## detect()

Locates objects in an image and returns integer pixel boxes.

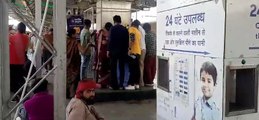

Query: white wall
[8,16,20,27]
[96,1,131,30]
[131,7,157,23]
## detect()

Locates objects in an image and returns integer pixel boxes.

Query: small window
[157,57,170,92]
[226,65,258,116]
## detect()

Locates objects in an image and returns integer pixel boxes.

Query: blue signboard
[67,15,84,40]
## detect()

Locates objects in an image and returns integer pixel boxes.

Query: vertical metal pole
[100,0,103,29]
[136,11,137,20]
[53,0,66,120]
[91,7,94,30]
[35,0,42,77]
[0,0,10,119]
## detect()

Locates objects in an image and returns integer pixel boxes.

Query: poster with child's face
[193,56,223,120]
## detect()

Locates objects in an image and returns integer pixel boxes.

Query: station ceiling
[9,0,156,26]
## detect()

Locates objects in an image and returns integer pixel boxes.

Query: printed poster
[170,54,195,120]
[193,56,223,120]
[67,15,84,40]
[157,0,225,57]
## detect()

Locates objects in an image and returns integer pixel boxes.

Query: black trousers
[42,49,53,70]
[110,53,127,89]
[10,65,25,93]
[128,54,140,86]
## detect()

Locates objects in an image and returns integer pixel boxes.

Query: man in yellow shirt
[126,20,142,90]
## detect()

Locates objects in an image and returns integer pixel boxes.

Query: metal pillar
[53,0,66,120]
[0,0,10,119]
[100,0,103,28]
[35,0,42,77]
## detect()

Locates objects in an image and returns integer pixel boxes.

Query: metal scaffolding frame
[0,0,66,119]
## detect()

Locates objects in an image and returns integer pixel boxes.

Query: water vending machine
[156,0,259,120]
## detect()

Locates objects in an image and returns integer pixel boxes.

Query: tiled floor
[95,99,156,120]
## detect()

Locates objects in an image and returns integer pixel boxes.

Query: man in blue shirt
[108,15,129,90]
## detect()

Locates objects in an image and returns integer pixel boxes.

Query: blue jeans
[80,55,91,80]
[117,62,130,87]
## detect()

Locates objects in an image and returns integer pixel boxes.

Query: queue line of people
[68,15,157,92]
[8,16,157,97]
[107,15,157,90]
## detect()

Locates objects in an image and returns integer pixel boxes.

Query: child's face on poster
[201,71,215,99]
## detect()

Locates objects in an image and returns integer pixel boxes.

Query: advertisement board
[157,0,218,12]
[157,0,225,57]
[67,15,84,40]
[225,0,259,58]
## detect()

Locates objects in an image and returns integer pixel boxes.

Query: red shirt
[9,33,29,65]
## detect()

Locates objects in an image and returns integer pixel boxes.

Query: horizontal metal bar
[228,65,258,70]
[227,109,257,117]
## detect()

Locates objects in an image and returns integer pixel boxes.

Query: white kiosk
[156,0,259,120]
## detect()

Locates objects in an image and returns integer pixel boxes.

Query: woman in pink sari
[93,22,113,88]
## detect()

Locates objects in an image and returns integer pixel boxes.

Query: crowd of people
[8,14,157,120]
[65,15,157,97]
[9,15,157,96]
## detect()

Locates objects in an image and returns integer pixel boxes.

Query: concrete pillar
[35,0,42,77]
[53,0,66,120]
[96,0,132,30]
[0,0,10,119]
